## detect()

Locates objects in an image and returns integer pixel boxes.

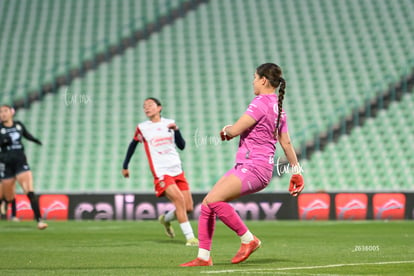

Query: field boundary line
[201,260,414,274]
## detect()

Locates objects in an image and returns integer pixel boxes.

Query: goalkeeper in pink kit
[181,63,304,266]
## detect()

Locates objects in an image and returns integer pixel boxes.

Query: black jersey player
[0,105,47,229]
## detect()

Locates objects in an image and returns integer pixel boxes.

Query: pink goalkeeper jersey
[133,118,182,179]
[235,94,288,169]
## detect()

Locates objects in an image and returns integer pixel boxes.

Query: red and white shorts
[153,172,190,197]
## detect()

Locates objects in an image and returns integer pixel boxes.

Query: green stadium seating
[0,0,185,103]
[290,91,414,192]
[4,0,413,192]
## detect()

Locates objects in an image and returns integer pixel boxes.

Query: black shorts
[0,152,31,180]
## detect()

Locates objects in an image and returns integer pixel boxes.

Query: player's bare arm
[278,131,299,167]
[223,114,256,138]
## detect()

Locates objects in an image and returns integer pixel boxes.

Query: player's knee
[4,195,14,202]
[203,195,220,206]
[186,204,194,213]
[202,197,209,205]
[172,195,186,209]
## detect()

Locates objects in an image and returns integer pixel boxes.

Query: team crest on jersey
[0,128,5,134]
[16,124,22,131]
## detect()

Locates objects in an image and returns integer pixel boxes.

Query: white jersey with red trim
[134,118,182,179]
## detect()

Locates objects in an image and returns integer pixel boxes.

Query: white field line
[201,260,414,274]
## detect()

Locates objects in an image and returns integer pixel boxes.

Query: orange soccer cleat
[180,257,213,267]
[231,236,261,264]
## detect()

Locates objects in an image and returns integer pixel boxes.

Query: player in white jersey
[122,97,198,246]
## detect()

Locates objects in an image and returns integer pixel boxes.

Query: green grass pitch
[1,220,413,275]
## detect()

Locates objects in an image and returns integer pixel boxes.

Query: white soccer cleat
[158,214,175,238]
[37,221,48,230]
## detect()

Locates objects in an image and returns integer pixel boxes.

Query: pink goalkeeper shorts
[224,163,273,196]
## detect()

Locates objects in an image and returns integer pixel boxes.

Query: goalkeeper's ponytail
[255,63,285,137]
[275,78,285,137]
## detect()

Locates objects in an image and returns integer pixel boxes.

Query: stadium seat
[6,0,414,192]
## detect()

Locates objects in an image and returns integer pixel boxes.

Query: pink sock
[208,201,248,236]
[198,204,216,251]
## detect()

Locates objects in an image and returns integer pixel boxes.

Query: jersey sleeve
[19,121,42,145]
[174,129,185,150]
[122,139,138,169]
[132,126,144,142]
[278,111,289,133]
[165,118,175,128]
[244,97,267,122]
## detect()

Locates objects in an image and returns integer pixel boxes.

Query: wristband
[222,125,232,137]
[291,164,303,175]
